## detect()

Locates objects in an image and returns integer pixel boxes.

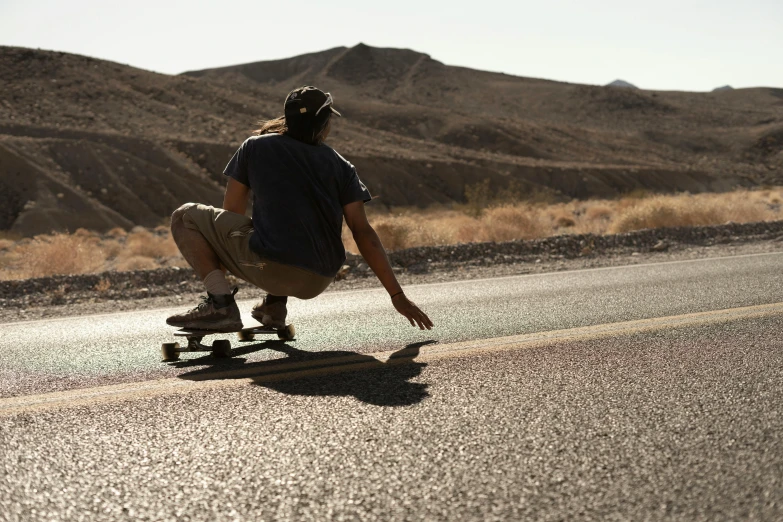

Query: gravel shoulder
[3,221,783,324]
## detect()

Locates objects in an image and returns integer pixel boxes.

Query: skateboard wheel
[237,329,255,342]
[212,339,232,358]
[161,342,180,362]
[277,324,296,341]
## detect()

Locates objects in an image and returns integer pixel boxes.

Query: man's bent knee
[171,202,199,227]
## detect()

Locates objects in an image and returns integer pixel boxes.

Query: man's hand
[392,293,433,330]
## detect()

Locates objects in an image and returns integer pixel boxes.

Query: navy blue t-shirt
[223,133,371,278]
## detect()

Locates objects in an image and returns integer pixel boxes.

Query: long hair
[254,112,331,145]
[254,116,287,136]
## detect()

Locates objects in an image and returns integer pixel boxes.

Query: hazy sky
[1,0,781,91]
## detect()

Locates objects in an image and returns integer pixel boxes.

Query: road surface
[1,252,782,520]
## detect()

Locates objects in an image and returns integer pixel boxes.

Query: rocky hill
[1,44,782,236]
[607,80,638,89]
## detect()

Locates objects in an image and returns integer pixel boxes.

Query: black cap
[284,86,342,119]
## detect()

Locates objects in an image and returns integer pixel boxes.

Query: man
[166,86,433,331]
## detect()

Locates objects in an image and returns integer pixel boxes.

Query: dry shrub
[406,212,475,247]
[2,189,780,280]
[74,228,96,237]
[616,196,646,212]
[373,217,415,251]
[455,222,483,243]
[114,255,159,272]
[611,196,711,232]
[766,189,782,205]
[554,214,576,228]
[352,189,782,249]
[106,227,127,238]
[13,233,107,278]
[346,210,489,250]
[586,205,613,221]
[479,206,548,242]
[609,193,773,233]
[423,213,475,245]
[360,207,554,248]
[424,206,548,244]
[101,239,124,260]
[124,229,178,259]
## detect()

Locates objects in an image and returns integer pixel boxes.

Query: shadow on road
[175,340,436,407]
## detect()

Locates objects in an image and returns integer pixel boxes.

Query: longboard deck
[173,325,287,337]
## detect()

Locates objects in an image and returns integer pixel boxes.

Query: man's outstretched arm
[343,200,433,330]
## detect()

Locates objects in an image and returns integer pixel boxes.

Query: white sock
[203,270,231,296]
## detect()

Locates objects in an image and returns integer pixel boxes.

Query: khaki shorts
[180,203,332,299]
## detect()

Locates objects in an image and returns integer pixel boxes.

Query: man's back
[223,133,371,277]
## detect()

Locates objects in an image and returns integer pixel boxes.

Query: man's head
[284,86,341,145]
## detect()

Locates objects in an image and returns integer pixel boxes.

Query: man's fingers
[409,312,423,329]
[398,301,433,329]
[416,312,427,330]
[416,311,430,330]
[411,307,431,329]
[414,308,432,329]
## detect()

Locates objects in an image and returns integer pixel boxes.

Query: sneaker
[166,288,243,331]
[251,297,287,329]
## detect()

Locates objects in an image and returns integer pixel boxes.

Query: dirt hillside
[1,44,781,236]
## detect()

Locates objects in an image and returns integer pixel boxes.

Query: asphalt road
[1,252,782,520]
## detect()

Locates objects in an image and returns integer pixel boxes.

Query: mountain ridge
[1,43,781,236]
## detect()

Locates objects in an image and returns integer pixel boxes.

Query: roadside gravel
[2,221,782,324]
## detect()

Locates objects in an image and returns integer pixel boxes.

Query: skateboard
[161,324,296,362]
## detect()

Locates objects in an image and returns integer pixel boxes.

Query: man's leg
[170,204,222,279]
[166,204,242,330]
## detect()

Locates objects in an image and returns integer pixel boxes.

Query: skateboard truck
[161,324,296,362]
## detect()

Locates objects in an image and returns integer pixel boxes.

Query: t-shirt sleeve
[223,138,251,187]
[338,162,372,206]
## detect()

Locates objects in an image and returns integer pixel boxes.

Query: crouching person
[167,86,433,331]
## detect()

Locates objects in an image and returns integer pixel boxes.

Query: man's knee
[171,203,198,228]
